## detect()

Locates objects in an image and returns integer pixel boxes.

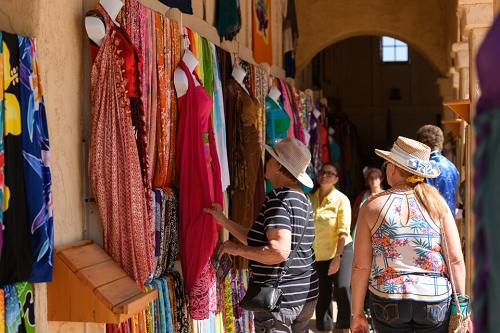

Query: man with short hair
[416,125,459,215]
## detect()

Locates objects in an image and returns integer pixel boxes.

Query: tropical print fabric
[13,282,34,333]
[18,37,54,283]
[369,192,452,301]
[0,31,33,286]
[0,32,4,261]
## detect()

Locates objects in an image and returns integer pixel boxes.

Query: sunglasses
[318,170,337,178]
[368,176,380,180]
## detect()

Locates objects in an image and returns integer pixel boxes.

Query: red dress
[176,61,223,297]
[88,3,155,285]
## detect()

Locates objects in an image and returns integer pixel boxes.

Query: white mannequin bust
[231,65,250,95]
[85,0,123,46]
[267,86,281,105]
[174,49,200,98]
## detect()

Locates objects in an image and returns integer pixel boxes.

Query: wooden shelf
[441,119,463,136]
[443,99,470,123]
[47,241,157,324]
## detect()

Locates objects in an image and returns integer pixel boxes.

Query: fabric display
[0,29,55,332]
[252,0,272,65]
[86,0,368,332]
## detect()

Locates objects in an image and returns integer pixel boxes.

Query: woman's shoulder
[362,190,392,210]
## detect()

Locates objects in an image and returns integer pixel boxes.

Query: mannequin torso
[85,0,123,46]
[231,65,250,95]
[267,86,282,106]
[174,50,201,97]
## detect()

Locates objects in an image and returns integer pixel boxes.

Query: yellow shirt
[309,188,352,261]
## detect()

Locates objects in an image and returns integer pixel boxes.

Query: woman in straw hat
[351,137,468,333]
[205,137,319,332]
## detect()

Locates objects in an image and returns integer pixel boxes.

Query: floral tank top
[369,192,452,301]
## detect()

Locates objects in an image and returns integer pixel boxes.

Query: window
[381,36,408,62]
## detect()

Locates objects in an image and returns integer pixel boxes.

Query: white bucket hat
[261,137,314,188]
[375,136,440,178]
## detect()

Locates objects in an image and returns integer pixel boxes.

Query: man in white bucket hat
[205,137,318,332]
[350,136,468,333]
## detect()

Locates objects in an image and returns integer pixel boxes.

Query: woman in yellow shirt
[309,162,353,333]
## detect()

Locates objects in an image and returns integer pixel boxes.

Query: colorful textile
[265,96,289,146]
[369,192,451,301]
[152,189,167,279]
[252,0,272,64]
[215,0,241,40]
[4,284,21,333]
[14,282,35,333]
[152,15,180,189]
[18,37,54,283]
[124,0,152,208]
[189,261,217,320]
[276,79,295,139]
[0,31,33,286]
[142,6,158,184]
[158,0,193,14]
[165,275,177,331]
[225,77,265,269]
[0,32,3,260]
[210,43,230,191]
[88,3,154,285]
[223,275,234,333]
[425,151,459,215]
[164,188,179,274]
[159,278,173,332]
[175,271,192,332]
[0,288,4,333]
[249,64,269,151]
[176,59,223,294]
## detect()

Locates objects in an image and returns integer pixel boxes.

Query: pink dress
[175,61,223,318]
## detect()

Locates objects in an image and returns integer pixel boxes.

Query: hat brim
[261,142,314,188]
[375,149,440,179]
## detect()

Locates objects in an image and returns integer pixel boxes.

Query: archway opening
[298,35,445,195]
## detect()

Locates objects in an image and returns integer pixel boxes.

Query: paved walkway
[308,301,345,333]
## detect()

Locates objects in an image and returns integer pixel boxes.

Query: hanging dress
[225,78,265,269]
[88,4,154,285]
[176,60,223,295]
[18,37,54,283]
[0,31,33,286]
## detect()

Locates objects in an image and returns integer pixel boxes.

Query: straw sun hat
[375,136,440,178]
[261,137,314,188]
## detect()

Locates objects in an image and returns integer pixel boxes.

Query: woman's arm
[221,227,291,264]
[205,202,292,265]
[204,203,249,244]
[328,233,347,275]
[330,195,351,275]
[351,205,372,333]
[441,209,466,293]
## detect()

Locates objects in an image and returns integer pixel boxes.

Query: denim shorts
[369,292,451,333]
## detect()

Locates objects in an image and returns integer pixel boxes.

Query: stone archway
[295,0,457,76]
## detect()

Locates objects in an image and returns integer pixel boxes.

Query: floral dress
[369,192,452,301]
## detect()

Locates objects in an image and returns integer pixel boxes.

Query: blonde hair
[396,167,448,219]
